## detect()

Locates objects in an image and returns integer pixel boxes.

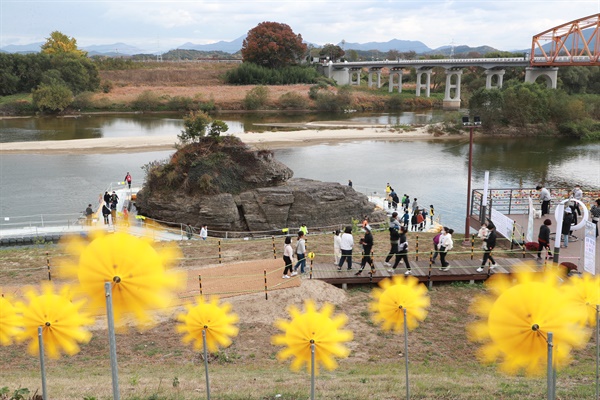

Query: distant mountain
[340,39,431,53]
[81,43,145,56]
[178,35,246,53]
[0,42,43,53]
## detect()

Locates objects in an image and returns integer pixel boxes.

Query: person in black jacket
[477,222,497,272]
[561,208,573,248]
[537,219,552,260]
[355,225,374,275]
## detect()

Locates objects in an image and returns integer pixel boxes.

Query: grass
[0,93,31,105]
[0,231,597,399]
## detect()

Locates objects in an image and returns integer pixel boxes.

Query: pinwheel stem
[105,282,120,400]
[38,326,47,400]
[595,305,599,400]
[547,332,555,400]
[403,308,410,400]
[202,329,211,400]
[310,342,315,400]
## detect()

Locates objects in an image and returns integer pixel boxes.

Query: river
[1,113,599,230]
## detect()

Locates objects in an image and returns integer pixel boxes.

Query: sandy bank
[0,124,456,155]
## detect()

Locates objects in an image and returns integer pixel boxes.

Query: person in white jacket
[337,226,354,271]
[333,230,342,265]
[438,227,454,271]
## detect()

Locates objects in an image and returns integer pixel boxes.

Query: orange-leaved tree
[241,22,307,69]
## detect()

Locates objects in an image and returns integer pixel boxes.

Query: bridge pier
[389,68,403,93]
[349,67,362,86]
[524,67,558,89]
[415,68,432,97]
[368,67,383,88]
[443,68,462,110]
[327,64,350,85]
[485,69,505,89]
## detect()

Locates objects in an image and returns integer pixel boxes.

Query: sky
[1,0,599,53]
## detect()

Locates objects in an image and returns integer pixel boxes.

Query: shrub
[166,96,199,112]
[31,83,73,113]
[278,92,308,109]
[386,94,403,110]
[224,62,321,85]
[100,80,114,93]
[243,85,269,110]
[71,91,95,110]
[0,100,35,115]
[131,90,161,111]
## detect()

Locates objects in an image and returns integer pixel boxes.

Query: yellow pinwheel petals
[468,270,590,376]
[0,294,22,346]
[63,231,184,327]
[176,296,239,353]
[15,283,93,359]
[369,275,430,332]
[272,300,353,374]
[563,273,600,327]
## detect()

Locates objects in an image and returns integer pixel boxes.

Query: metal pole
[464,126,474,240]
[202,329,211,400]
[553,204,564,264]
[38,326,48,400]
[105,282,120,400]
[403,307,410,400]
[547,331,555,400]
[310,342,316,400]
[480,171,489,223]
[596,305,599,400]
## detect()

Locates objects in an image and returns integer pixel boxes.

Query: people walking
[387,226,411,275]
[355,225,374,275]
[85,204,93,226]
[186,223,194,240]
[103,191,111,207]
[337,226,354,271]
[384,222,401,268]
[124,172,132,189]
[200,224,208,240]
[537,219,552,260]
[572,185,583,215]
[102,204,111,225]
[438,227,454,271]
[283,236,295,279]
[429,204,435,225]
[431,230,442,263]
[294,231,307,274]
[477,222,497,272]
[333,230,342,264]
[410,210,419,231]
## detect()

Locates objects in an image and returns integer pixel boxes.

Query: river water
[1,113,599,230]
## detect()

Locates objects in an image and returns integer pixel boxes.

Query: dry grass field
[0,230,598,400]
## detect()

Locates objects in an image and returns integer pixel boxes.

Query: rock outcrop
[135,137,386,235]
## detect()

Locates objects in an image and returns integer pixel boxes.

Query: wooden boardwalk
[307,256,545,287]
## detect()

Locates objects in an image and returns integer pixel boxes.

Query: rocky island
[135,136,386,235]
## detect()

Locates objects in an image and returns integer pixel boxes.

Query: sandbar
[0,124,457,155]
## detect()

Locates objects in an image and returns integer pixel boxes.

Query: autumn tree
[241,22,307,68]
[319,44,345,61]
[41,31,87,57]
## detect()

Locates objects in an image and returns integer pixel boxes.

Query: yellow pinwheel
[562,273,600,327]
[60,231,184,327]
[272,300,353,374]
[176,296,239,353]
[14,282,93,359]
[0,293,22,346]
[468,265,590,376]
[369,275,430,332]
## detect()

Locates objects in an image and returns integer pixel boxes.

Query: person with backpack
[431,230,442,264]
[387,226,412,275]
[384,223,402,268]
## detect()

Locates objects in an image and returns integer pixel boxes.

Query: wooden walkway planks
[308,256,544,286]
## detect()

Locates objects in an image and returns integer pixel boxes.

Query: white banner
[491,208,514,240]
[584,221,596,275]
[526,197,534,243]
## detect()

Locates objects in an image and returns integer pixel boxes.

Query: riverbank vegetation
[1,29,600,139]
